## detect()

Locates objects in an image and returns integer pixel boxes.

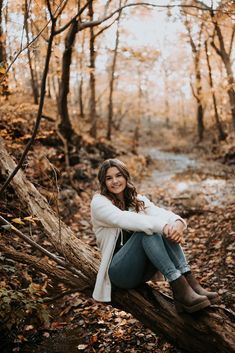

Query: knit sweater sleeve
[139,195,187,229]
[91,194,167,235]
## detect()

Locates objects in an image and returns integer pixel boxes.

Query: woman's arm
[91,194,168,235]
[140,195,187,229]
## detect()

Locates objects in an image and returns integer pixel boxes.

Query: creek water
[142,148,235,207]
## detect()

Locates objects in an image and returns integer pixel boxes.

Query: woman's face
[105,166,127,200]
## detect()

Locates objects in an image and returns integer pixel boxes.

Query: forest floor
[0,95,234,353]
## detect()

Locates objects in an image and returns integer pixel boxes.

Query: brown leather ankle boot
[170,275,211,313]
[184,272,220,304]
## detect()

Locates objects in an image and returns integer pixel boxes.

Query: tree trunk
[162,62,170,127]
[194,49,205,141]
[79,76,84,119]
[107,7,122,140]
[185,20,205,141]
[88,1,97,138]
[204,40,226,141]
[78,31,85,119]
[57,19,78,141]
[24,0,39,104]
[0,0,5,63]
[210,15,235,130]
[0,0,9,97]
[0,137,234,353]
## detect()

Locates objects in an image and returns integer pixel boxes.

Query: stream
[141,148,235,207]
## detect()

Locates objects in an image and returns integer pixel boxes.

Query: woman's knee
[142,233,162,247]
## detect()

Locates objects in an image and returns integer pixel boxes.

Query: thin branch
[190,79,197,101]
[210,39,222,57]
[94,16,118,39]
[184,20,197,54]
[0,215,88,280]
[55,0,233,36]
[42,286,90,303]
[0,242,81,288]
[229,24,235,57]
[31,19,48,42]
[54,0,92,35]
[54,0,69,19]
[46,0,54,20]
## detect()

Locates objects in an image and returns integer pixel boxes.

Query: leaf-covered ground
[0,95,234,353]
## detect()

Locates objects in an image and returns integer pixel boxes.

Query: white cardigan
[90,193,186,302]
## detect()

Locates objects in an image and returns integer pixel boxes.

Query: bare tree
[24,0,39,104]
[210,18,235,130]
[184,19,205,141]
[107,0,124,140]
[88,0,97,138]
[57,18,78,142]
[195,0,235,130]
[204,39,227,141]
[78,30,85,119]
[0,0,9,96]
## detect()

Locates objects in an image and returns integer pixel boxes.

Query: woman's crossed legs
[109,231,190,289]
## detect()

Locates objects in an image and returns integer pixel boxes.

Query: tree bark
[204,40,226,141]
[24,0,39,104]
[0,0,9,96]
[205,4,235,130]
[0,0,5,63]
[211,24,235,130]
[78,30,85,119]
[88,1,97,138]
[57,19,78,141]
[185,20,204,141]
[107,6,122,140]
[0,137,234,353]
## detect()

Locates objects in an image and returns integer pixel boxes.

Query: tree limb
[94,16,118,39]
[54,0,92,35]
[0,242,82,288]
[0,215,86,280]
[229,24,235,58]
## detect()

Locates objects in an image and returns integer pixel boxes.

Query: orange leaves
[0,63,6,75]
[11,215,39,225]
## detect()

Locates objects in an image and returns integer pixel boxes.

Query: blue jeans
[109,232,190,289]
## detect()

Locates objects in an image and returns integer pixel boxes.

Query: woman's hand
[163,220,185,244]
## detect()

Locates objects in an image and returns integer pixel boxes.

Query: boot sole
[175,298,211,313]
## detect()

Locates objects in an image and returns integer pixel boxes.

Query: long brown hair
[98,159,144,212]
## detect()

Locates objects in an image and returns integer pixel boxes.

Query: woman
[90,159,219,313]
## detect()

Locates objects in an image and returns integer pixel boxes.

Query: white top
[90,193,186,302]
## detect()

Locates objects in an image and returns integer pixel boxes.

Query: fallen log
[0,242,81,288]
[0,137,234,353]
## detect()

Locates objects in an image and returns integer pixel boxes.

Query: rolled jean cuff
[179,265,191,274]
[166,270,182,282]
